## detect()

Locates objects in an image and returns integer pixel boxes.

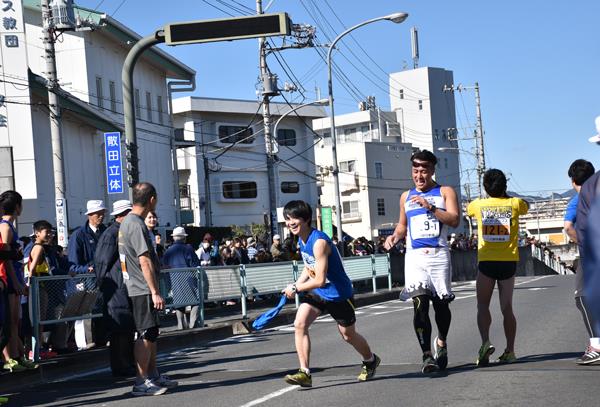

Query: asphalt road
[6,275,599,407]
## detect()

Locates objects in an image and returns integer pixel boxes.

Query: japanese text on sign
[104,132,124,194]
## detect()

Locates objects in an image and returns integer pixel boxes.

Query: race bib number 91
[410,213,440,239]
[481,206,512,243]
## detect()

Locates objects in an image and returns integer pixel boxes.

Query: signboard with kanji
[320,206,333,238]
[104,132,124,194]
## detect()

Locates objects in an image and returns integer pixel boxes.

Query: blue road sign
[104,132,124,194]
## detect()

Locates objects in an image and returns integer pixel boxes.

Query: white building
[389,67,462,199]
[312,109,414,239]
[0,1,195,236]
[172,96,326,231]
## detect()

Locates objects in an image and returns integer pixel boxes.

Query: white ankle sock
[590,337,600,349]
[301,367,310,375]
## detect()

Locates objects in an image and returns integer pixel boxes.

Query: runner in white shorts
[385,150,460,373]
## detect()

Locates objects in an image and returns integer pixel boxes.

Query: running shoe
[152,374,179,389]
[421,354,439,374]
[433,336,448,370]
[284,369,312,387]
[18,358,39,370]
[357,353,381,381]
[497,350,517,364]
[131,379,168,396]
[575,346,600,365]
[476,341,495,366]
[2,359,26,373]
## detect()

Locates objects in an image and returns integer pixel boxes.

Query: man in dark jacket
[68,199,108,349]
[94,200,135,377]
[162,227,201,330]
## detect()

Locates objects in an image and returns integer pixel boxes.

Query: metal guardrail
[30,268,205,362]
[530,245,568,275]
[28,254,392,361]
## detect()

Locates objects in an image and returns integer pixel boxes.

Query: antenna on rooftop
[411,26,419,69]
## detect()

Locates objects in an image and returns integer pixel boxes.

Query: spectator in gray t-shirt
[118,182,177,396]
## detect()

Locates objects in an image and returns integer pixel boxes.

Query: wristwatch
[291,284,298,293]
[429,204,437,213]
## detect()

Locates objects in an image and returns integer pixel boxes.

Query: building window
[146,92,152,122]
[339,160,356,173]
[444,158,448,169]
[222,181,257,199]
[281,181,300,194]
[109,80,117,112]
[277,129,296,146]
[95,76,103,109]
[418,100,423,110]
[157,95,163,125]
[218,125,254,144]
[434,129,439,140]
[361,125,370,140]
[399,89,404,99]
[377,198,385,216]
[441,129,446,140]
[134,88,141,119]
[174,128,184,141]
[342,201,360,219]
[375,162,383,179]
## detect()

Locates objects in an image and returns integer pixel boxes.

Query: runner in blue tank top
[281,200,380,388]
[384,150,460,374]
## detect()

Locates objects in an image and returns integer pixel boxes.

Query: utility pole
[443,83,486,198]
[41,0,68,247]
[257,0,279,239]
[200,129,213,226]
[474,82,486,198]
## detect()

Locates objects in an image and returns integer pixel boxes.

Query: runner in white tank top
[384,150,460,374]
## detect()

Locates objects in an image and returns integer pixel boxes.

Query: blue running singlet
[405,185,448,250]
[298,229,353,301]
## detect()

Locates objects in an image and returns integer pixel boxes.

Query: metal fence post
[239,265,248,319]
[31,276,40,362]
[292,260,300,309]
[197,267,205,328]
[371,255,377,293]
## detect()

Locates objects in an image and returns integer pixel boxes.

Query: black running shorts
[478,261,517,281]
[130,294,161,333]
[301,293,356,327]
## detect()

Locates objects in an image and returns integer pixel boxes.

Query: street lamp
[270,99,328,234]
[327,12,408,253]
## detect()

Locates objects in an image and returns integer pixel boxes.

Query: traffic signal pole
[122,31,165,199]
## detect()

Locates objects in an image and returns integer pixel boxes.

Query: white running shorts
[400,247,454,301]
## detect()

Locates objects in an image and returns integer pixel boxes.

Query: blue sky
[77,0,600,195]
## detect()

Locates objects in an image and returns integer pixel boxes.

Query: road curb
[0,288,401,393]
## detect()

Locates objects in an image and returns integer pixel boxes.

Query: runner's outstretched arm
[384,191,408,250]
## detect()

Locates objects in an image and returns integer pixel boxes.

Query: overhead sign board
[104,132,124,194]
[164,13,291,45]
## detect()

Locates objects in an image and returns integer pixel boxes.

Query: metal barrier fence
[530,245,568,275]
[30,268,204,362]
[28,254,391,361]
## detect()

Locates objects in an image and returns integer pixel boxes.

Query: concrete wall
[390,247,557,285]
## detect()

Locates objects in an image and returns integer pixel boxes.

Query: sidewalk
[0,287,401,393]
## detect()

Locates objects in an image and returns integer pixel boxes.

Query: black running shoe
[422,354,439,374]
[433,336,448,370]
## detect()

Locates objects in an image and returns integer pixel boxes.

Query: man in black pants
[564,159,599,364]
[95,200,135,377]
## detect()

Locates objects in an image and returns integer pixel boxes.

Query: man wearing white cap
[94,200,135,377]
[68,199,107,349]
[577,116,600,364]
[162,227,200,330]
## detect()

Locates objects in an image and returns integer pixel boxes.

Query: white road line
[238,385,298,407]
